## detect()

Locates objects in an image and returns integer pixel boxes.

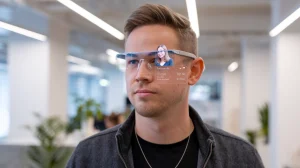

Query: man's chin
[135,109,158,118]
[134,103,160,118]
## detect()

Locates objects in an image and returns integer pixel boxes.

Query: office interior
[0,0,300,167]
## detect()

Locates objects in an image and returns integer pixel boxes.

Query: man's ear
[188,57,205,85]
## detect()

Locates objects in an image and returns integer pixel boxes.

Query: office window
[68,64,107,117]
[189,81,222,128]
[0,63,9,138]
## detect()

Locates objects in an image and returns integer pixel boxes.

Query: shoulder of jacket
[205,124,264,167]
[206,124,255,149]
[79,124,121,145]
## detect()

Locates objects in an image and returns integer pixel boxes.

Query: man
[67,4,264,168]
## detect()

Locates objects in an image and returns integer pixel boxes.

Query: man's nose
[135,60,153,82]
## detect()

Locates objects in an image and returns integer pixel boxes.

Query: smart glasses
[116,48,197,84]
[116,49,196,71]
[117,45,197,84]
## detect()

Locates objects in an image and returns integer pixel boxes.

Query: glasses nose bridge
[137,58,152,72]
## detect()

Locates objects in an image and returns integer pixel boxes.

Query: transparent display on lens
[117,45,193,84]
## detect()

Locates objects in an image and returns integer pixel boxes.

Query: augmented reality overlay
[116,44,197,84]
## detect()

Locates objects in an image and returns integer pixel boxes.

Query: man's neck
[135,105,194,144]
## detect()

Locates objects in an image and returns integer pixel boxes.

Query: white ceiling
[0,0,272,67]
[24,0,271,31]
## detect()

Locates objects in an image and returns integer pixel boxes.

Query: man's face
[125,25,190,118]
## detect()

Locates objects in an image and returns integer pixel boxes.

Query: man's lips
[135,89,156,94]
[134,89,156,98]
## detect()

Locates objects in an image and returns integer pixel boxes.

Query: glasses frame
[116,49,197,60]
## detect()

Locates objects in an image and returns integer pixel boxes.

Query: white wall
[241,37,270,167]
[5,15,69,144]
[241,37,270,132]
[7,35,49,144]
[222,69,241,136]
[270,0,300,166]
[271,33,300,168]
[47,19,69,121]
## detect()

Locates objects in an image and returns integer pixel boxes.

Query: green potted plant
[244,103,269,147]
[245,130,257,146]
[25,113,72,168]
[258,103,269,144]
[66,98,104,137]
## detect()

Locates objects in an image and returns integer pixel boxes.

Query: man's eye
[128,60,139,65]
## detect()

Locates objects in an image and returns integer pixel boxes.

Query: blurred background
[0,0,299,167]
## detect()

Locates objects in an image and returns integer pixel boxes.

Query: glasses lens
[126,52,156,71]
[117,51,189,84]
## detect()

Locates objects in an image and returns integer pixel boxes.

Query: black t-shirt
[132,130,199,168]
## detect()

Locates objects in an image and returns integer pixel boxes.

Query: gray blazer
[66,106,264,168]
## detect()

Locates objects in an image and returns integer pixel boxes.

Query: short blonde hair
[124,4,198,56]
